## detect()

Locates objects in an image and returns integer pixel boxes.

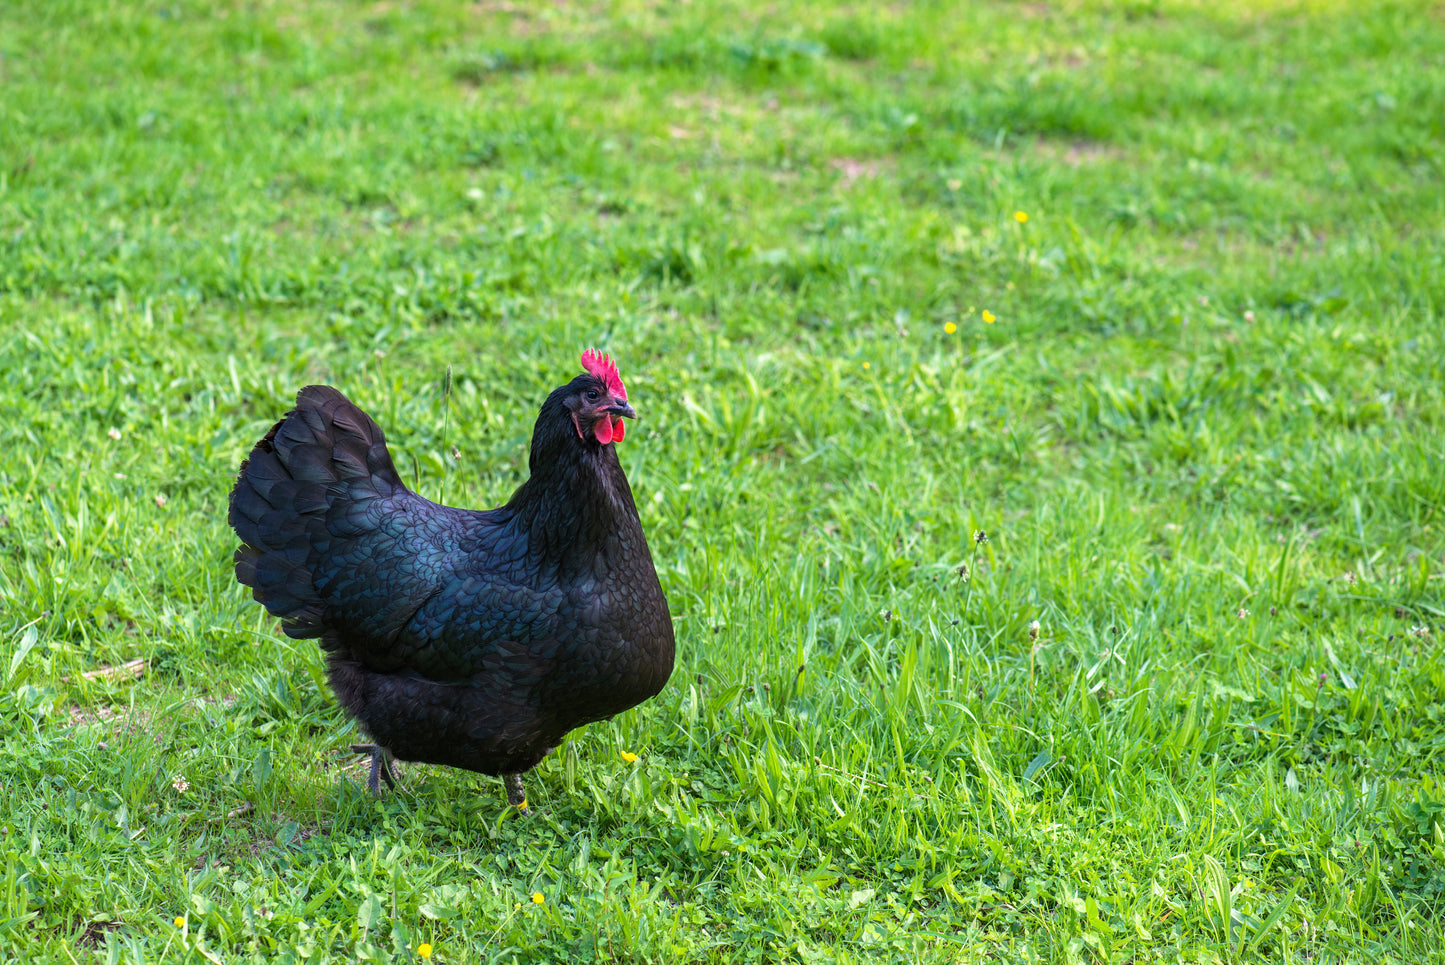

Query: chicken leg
[351,743,397,795]
[503,773,531,814]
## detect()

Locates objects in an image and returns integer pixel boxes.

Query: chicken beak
[607,400,637,420]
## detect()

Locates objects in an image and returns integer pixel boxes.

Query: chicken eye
[585,389,600,402]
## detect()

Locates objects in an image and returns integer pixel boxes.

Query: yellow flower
[531,892,545,904]
[418,943,433,959]
[1014,210,1029,223]
[944,321,957,335]
[982,310,996,324]
[620,751,639,763]
[862,362,870,370]
[174,916,186,929]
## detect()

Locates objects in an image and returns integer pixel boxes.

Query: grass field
[3,0,1445,961]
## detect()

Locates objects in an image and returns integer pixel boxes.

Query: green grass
[2,0,1444,960]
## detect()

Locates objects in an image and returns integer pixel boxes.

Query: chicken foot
[351,743,397,795]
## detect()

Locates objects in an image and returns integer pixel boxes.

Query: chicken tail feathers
[229,385,404,641]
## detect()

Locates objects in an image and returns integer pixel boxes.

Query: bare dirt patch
[66,704,162,745]
[77,919,123,950]
[1029,138,1123,167]
[668,93,749,124]
[830,157,892,188]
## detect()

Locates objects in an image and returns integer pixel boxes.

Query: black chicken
[227,350,674,811]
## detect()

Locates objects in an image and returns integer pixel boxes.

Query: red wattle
[613,417,625,442]
[594,416,614,445]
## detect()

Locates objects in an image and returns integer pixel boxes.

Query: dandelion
[862,361,870,370]
[1014,210,1029,223]
[944,321,957,335]
[981,310,996,324]
[620,751,639,763]
[418,943,433,960]
[174,916,186,929]
[531,892,545,904]
[108,428,122,440]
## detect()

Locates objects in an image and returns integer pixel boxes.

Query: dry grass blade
[64,658,147,684]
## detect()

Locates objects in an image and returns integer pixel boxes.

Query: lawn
[2,0,1444,961]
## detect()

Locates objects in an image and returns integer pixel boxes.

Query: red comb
[580,349,627,400]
